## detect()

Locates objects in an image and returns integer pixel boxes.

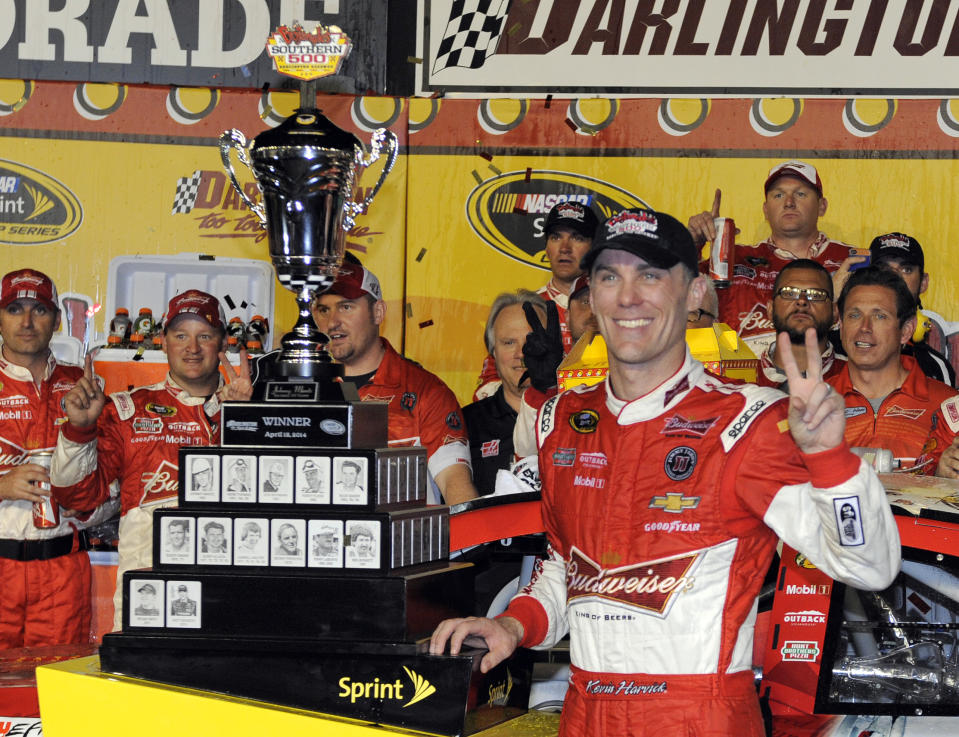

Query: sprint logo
[337,667,436,708]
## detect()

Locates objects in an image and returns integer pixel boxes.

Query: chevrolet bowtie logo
[649,492,700,514]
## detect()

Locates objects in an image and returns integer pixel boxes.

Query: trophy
[219,109,397,401]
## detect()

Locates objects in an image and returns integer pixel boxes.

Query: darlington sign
[422,0,959,96]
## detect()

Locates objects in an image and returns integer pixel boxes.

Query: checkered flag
[171,170,202,214]
[432,0,510,73]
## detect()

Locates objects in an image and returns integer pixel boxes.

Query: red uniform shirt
[715,233,854,357]
[359,339,469,486]
[828,355,959,472]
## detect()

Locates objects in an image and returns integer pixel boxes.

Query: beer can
[709,217,735,288]
[28,450,59,529]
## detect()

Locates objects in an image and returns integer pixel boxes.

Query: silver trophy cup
[219,109,397,389]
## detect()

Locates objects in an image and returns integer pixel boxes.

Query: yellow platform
[37,655,560,737]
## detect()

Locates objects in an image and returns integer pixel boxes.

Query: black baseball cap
[581,209,699,274]
[869,232,924,271]
[544,201,599,240]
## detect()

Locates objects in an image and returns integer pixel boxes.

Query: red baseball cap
[325,264,383,301]
[764,160,823,196]
[0,269,59,311]
[165,289,225,330]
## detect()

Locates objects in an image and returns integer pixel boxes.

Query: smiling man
[828,266,959,474]
[0,268,117,647]
[311,262,477,505]
[432,208,899,737]
[688,161,862,357]
[758,259,841,388]
[51,289,252,628]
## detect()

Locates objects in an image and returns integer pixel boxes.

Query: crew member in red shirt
[311,261,477,505]
[827,266,959,474]
[688,160,864,357]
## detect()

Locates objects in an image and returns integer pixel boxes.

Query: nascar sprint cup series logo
[466,170,648,269]
[0,160,83,245]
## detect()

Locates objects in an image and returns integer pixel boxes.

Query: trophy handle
[342,128,398,231]
[218,129,267,227]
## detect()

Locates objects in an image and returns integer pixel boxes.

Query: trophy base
[252,354,354,403]
[221,400,388,449]
[99,633,532,736]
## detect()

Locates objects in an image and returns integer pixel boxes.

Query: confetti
[429,90,444,99]
[544,94,552,109]
[415,248,427,262]
[507,22,522,35]
[471,169,483,184]
[513,206,527,214]
[524,167,532,182]
[223,294,236,310]
[407,56,423,64]
[240,301,248,309]
[479,152,492,161]
[488,164,501,175]
[419,320,434,329]
[406,303,413,318]
[564,118,578,132]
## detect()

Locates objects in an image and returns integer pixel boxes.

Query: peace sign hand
[778,328,845,455]
[217,348,253,402]
[520,301,563,393]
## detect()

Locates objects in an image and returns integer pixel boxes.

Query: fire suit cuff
[801,441,860,488]
[497,596,548,648]
[62,422,98,443]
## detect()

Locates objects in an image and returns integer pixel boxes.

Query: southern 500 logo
[465,170,647,269]
[0,160,83,245]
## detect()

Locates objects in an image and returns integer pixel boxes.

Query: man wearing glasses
[758,260,842,388]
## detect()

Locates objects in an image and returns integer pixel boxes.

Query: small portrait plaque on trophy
[129,579,164,628]
[296,456,331,504]
[308,519,343,569]
[234,518,269,567]
[197,517,232,566]
[160,517,195,565]
[223,455,257,503]
[184,454,219,503]
[166,581,202,629]
[333,457,368,505]
[345,519,379,570]
[259,456,294,503]
[271,518,306,568]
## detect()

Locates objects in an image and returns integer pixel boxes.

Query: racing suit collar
[0,351,56,385]
[606,348,703,425]
[164,372,223,407]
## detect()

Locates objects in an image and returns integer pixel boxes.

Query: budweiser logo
[884,405,925,420]
[138,459,179,505]
[737,305,774,332]
[661,414,718,438]
[11,274,44,286]
[566,547,697,617]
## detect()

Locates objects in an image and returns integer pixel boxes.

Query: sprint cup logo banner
[266,23,352,81]
[0,160,83,245]
[421,0,959,96]
[466,170,647,269]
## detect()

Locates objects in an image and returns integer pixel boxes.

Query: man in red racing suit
[0,269,117,647]
[52,290,251,628]
[431,208,900,737]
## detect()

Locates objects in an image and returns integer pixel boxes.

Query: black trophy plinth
[102,376,533,735]
[100,634,532,736]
